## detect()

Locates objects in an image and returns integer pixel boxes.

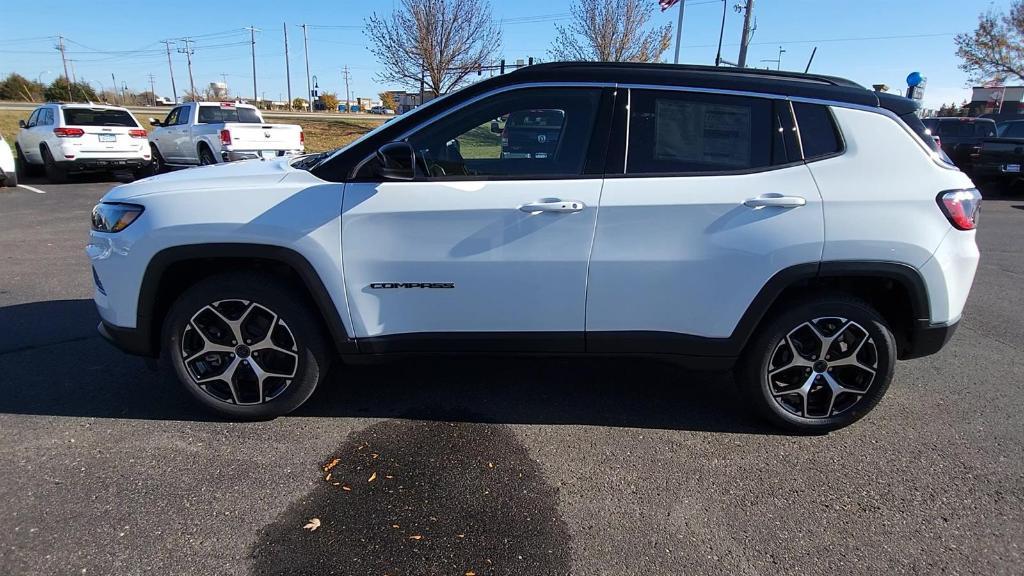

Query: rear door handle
[743,195,807,209]
[518,198,586,213]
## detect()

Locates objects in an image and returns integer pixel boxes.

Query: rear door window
[793,102,842,160]
[62,108,138,127]
[1003,122,1024,138]
[625,89,775,174]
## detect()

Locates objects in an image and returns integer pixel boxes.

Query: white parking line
[16,184,47,194]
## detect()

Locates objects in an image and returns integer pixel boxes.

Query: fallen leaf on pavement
[465,571,476,576]
[323,459,340,472]
[372,453,380,459]
[342,485,352,491]
[303,518,321,531]
[368,472,378,483]
[487,462,494,469]
[385,475,394,479]
[456,534,465,538]
[408,535,422,540]
[391,524,400,529]
[324,473,332,481]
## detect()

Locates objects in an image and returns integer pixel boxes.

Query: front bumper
[98,320,156,357]
[901,319,959,360]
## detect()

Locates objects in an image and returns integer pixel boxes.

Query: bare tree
[956,1,1024,83]
[549,0,672,63]
[366,0,501,97]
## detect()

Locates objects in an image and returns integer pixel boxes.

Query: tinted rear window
[937,120,997,137]
[62,108,138,127]
[507,110,565,128]
[197,106,262,124]
[626,90,774,174]
[793,102,842,159]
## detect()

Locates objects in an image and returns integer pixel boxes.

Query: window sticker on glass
[653,99,752,168]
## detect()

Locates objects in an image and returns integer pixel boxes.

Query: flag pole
[673,0,686,64]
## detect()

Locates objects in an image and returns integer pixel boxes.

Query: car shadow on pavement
[0,298,778,434]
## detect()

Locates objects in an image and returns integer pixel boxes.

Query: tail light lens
[219,129,232,146]
[937,188,982,231]
[299,130,305,145]
[54,127,84,138]
[128,129,147,138]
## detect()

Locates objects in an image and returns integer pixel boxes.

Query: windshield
[197,106,263,124]
[62,108,139,127]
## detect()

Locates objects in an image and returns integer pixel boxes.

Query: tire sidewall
[42,146,67,183]
[741,297,897,432]
[162,273,330,420]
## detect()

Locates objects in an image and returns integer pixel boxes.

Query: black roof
[506,61,917,116]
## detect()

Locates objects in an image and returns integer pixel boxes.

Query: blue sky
[0,0,1004,108]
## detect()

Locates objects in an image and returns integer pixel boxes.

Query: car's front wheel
[163,272,331,420]
[739,296,896,433]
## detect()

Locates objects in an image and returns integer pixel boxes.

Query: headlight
[91,203,144,233]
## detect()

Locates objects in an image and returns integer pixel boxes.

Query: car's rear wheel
[41,146,68,184]
[198,145,217,166]
[163,272,331,420]
[738,296,896,433]
[2,167,17,187]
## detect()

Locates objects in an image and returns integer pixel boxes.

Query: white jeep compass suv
[16,103,150,183]
[87,63,980,432]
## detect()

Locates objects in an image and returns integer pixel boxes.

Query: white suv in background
[15,104,150,183]
[88,63,981,432]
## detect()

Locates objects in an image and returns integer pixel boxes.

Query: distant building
[386,90,436,114]
[967,86,1024,119]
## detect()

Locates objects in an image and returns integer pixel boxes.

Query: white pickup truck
[147,101,303,170]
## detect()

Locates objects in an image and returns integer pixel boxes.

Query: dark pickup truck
[922,117,997,174]
[974,119,1024,185]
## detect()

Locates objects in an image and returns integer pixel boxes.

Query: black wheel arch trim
[132,243,355,358]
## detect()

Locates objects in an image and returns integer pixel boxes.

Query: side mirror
[149,118,162,127]
[18,120,26,129]
[490,120,501,134]
[376,142,416,181]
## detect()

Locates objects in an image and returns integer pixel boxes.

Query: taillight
[219,129,232,146]
[937,189,982,231]
[129,129,147,138]
[54,127,84,138]
[299,130,305,145]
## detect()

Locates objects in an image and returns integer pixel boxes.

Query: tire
[198,145,217,166]
[41,146,68,184]
[2,167,17,187]
[149,144,166,175]
[738,295,896,433]
[15,144,41,177]
[162,272,332,420]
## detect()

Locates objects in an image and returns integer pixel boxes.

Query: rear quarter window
[793,102,842,160]
[62,108,138,127]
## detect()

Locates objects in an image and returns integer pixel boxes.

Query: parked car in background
[974,119,1024,187]
[90,62,979,432]
[370,106,395,115]
[493,109,566,159]
[15,104,150,183]
[922,117,997,174]
[0,134,17,187]
[147,101,303,172]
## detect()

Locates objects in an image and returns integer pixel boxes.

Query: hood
[103,157,297,201]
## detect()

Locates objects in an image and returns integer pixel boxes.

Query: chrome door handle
[518,198,586,213]
[743,195,807,209]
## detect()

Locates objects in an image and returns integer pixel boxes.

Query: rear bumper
[58,158,149,172]
[902,319,959,360]
[97,320,156,357]
[222,149,304,162]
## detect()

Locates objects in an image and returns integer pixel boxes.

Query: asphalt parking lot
[0,174,1021,576]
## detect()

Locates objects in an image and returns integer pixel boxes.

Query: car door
[342,86,612,352]
[586,88,825,354]
[151,107,181,162]
[18,109,42,162]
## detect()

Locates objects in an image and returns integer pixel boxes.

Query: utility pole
[300,24,312,112]
[55,34,72,101]
[177,38,196,102]
[714,0,727,66]
[161,40,178,103]
[244,26,261,104]
[283,22,293,110]
[111,73,118,104]
[342,66,351,113]
[737,0,755,68]
[672,0,686,64]
[148,73,156,105]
